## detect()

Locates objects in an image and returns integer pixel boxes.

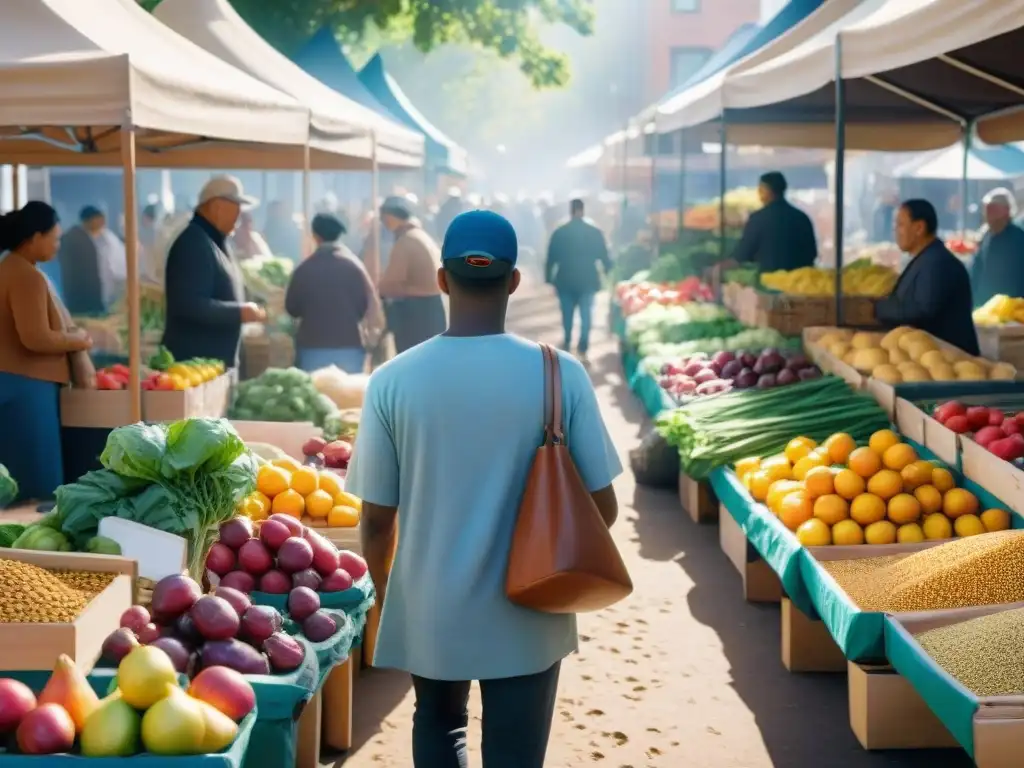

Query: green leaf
[161,418,248,477]
[100,423,168,482]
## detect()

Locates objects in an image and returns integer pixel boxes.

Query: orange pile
[737,430,1012,547]
[239,457,362,529]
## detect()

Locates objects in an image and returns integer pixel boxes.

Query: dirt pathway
[324,291,971,767]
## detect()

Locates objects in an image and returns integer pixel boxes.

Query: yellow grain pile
[821,530,1024,612]
[916,607,1024,696]
[0,560,115,623]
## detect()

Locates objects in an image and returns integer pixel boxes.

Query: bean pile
[916,608,1024,696]
[0,560,115,623]
[822,530,1024,612]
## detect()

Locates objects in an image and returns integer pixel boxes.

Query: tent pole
[717,118,727,304]
[960,121,973,238]
[649,122,658,259]
[834,38,847,327]
[11,165,21,209]
[302,142,311,259]
[120,124,141,422]
[370,131,381,286]
[677,129,687,240]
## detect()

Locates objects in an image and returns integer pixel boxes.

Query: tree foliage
[142,0,594,88]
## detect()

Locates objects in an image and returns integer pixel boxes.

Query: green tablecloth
[250,574,375,618]
[610,301,625,340]
[620,350,675,419]
[884,615,980,756]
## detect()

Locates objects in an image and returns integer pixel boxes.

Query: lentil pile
[0,560,115,623]
[916,607,1024,696]
[821,530,1024,613]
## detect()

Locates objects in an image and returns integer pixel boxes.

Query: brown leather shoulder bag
[506,342,633,613]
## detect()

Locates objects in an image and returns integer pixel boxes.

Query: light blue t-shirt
[344,333,623,681]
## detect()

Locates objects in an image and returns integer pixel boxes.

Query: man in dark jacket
[971,189,1024,306]
[286,213,383,374]
[162,176,266,368]
[545,198,612,360]
[732,171,818,272]
[876,199,979,355]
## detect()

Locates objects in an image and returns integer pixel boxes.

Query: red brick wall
[647,0,761,101]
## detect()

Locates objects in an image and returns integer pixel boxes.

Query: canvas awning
[892,144,1024,181]
[655,0,844,135]
[722,0,1024,149]
[153,0,424,170]
[358,53,469,176]
[0,0,311,167]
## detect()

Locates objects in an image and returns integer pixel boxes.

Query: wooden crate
[753,293,834,336]
[0,551,136,672]
[977,325,1024,369]
[678,472,718,524]
[841,296,882,328]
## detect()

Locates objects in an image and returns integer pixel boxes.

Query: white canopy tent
[0,0,312,168]
[152,0,425,171]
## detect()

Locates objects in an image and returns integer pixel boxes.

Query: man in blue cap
[345,209,622,768]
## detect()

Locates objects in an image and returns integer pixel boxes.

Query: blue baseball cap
[441,209,518,279]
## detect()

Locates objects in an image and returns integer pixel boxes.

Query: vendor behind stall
[0,202,93,502]
[377,196,446,354]
[285,213,383,374]
[875,199,979,355]
[729,171,818,272]
[971,188,1024,306]
[57,205,126,315]
[163,176,266,369]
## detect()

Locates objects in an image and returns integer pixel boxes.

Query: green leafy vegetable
[12,525,71,552]
[230,367,340,428]
[84,536,122,555]
[0,523,27,548]
[0,464,17,508]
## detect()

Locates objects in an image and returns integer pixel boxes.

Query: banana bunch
[973,294,1024,326]
[760,264,897,297]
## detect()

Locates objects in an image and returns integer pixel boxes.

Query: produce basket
[799,443,1019,661]
[840,295,882,327]
[753,292,833,336]
[885,603,1024,762]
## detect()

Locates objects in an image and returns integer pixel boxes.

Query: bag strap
[540,343,565,446]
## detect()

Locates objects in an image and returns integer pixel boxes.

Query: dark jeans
[556,290,595,354]
[411,662,561,768]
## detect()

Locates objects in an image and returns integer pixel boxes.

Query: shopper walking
[285,213,383,374]
[545,198,612,361]
[345,209,622,768]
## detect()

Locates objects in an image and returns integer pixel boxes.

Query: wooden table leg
[296,689,322,768]
[362,602,382,669]
[321,657,354,751]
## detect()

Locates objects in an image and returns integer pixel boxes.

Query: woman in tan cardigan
[0,202,92,503]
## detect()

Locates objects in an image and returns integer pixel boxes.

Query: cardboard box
[719,505,782,603]
[230,420,322,461]
[0,550,136,672]
[895,397,928,444]
[781,598,846,673]
[143,373,232,423]
[848,661,959,750]
[865,379,897,419]
[885,604,1024,766]
[923,414,960,467]
[801,327,866,389]
[960,436,1024,517]
[60,389,134,428]
[678,472,718,524]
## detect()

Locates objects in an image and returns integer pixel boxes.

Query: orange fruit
[813,494,849,526]
[931,467,956,493]
[900,460,934,491]
[887,493,922,525]
[761,456,793,482]
[954,514,986,537]
[333,491,363,512]
[318,471,342,498]
[832,519,865,545]
[784,437,817,464]
[290,466,319,496]
[271,488,305,518]
[766,480,802,515]
[796,518,832,546]
[241,495,268,521]
[865,520,898,545]
[327,505,360,528]
[748,469,774,502]
[850,494,886,526]
[305,489,335,519]
[778,490,814,532]
[848,447,882,478]
[271,457,303,473]
[882,443,918,472]
[981,508,1012,532]
[866,469,903,501]
[868,429,900,456]
[792,453,826,481]
[833,469,865,501]
[256,465,291,498]
[942,488,979,519]
[914,484,943,515]
[824,432,856,465]
[804,466,835,498]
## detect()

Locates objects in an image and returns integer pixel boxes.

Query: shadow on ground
[322,668,413,766]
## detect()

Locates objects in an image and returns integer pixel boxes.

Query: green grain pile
[917,607,1024,696]
[821,530,1024,612]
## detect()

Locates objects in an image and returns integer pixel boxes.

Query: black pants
[411,662,561,768]
[386,295,447,354]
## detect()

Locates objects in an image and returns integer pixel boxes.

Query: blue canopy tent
[358,53,469,178]
[293,28,395,120]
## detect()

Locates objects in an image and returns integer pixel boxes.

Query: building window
[670,47,711,89]
[672,0,700,12]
